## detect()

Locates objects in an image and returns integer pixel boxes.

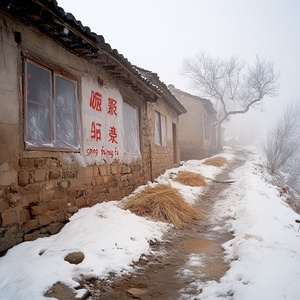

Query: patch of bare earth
[82,153,247,300]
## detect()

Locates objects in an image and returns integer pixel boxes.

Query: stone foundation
[0,156,147,255]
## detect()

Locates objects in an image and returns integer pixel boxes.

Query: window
[25,59,79,150]
[123,102,140,155]
[155,111,167,146]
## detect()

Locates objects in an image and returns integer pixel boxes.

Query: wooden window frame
[155,111,167,147]
[24,57,80,152]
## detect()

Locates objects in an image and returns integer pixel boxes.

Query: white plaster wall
[81,76,124,165]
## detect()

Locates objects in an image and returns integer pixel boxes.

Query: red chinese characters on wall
[90,91,102,112]
[87,89,120,158]
[107,97,117,116]
[107,98,118,144]
[108,126,118,144]
[90,121,101,141]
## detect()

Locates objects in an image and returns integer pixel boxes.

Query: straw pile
[124,184,200,228]
[203,156,228,167]
[174,171,207,187]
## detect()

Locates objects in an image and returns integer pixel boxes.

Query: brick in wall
[1,210,18,226]
[34,169,47,182]
[30,205,45,216]
[85,167,94,178]
[38,214,52,226]
[18,170,29,186]
[19,209,30,223]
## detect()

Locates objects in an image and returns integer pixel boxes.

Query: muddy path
[85,152,247,300]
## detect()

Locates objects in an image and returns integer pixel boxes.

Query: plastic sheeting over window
[155,111,167,146]
[55,76,78,148]
[155,111,161,145]
[161,115,167,146]
[25,60,79,150]
[123,102,140,156]
[26,63,51,143]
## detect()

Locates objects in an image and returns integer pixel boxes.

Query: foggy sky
[58,0,300,146]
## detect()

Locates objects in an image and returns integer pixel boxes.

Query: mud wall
[178,94,206,160]
[148,98,180,179]
[0,12,155,254]
[171,89,217,161]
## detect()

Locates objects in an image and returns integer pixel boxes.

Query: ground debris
[126,287,148,298]
[206,177,235,184]
[45,282,90,300]
[64,251,85,264]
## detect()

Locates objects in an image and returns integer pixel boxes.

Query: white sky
[58,0,300,143]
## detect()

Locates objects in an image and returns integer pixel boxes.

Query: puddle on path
[180,238,221,254]
[178,238,229,282]
[86,154,246,299]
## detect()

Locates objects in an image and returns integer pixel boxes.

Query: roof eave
[0,0,162,101]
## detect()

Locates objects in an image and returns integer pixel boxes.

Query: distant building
[0,0,186,254]
[135,68,187,178]
[168,85,218,160]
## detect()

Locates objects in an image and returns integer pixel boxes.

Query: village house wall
[0,11,176,254]
[148,98,180,179]
[133,68,186,179]
[169,86,218,161]
[178,95,206,160]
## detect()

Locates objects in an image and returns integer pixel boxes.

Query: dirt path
[84,152,246,300]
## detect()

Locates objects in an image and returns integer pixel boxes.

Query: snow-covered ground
[0,146,300,300]
[194,149,300,300]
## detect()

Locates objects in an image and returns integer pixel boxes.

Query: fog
[58,0,300,147]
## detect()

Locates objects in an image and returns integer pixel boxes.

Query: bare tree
[181,51,279,149]
[264,102,300,175]
[283,154,300,193]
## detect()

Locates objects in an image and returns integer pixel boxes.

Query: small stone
[45,282,76,299]
[64,251,85,264]
[126,288,148,298]
[18,170,29,186]
[67,206,79,214]
[49,171,60,180]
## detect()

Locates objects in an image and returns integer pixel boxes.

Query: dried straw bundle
[124,184,200,228]
[203,156,228,167]
[174,171,207,187]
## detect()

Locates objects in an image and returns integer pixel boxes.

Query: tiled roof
[0,0,162,101]
[168,85,217,115]
[135,67,187,115]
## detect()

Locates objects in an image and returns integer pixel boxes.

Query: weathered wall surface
[178,94,206,160]
[0,13,155,254]
[0,16,20,188]
[148,98,180,179]
[171,88,217,161]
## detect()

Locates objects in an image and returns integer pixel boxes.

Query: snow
[1,146,300,299]
[0,203,168,300]
[198,150,300,300]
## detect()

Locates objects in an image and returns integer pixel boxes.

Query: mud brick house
[168,85,218,160]
[0,0,186,254]
[135,68,187,178]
